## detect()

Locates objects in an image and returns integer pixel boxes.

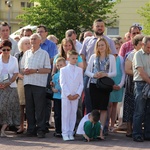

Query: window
[21,2,26,7]
[27,2,34,8]
[107,27,119,37]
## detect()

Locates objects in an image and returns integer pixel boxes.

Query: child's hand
[50,81,54,87]
[83,134,90,142]
[67,95,74,100]
[52,88,58,93]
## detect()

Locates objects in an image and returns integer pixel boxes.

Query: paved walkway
[0,130,150,150]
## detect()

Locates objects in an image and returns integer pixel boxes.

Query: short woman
[0,40,20,137]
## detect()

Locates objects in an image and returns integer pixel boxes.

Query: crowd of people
[0,18,150,143]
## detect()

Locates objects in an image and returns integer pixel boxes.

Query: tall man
[132,36,150,142]
[80,18,117,114]
[0,22,19,55]
[21,33,51,138]
[36,25,58,131]
[36,25,57,65]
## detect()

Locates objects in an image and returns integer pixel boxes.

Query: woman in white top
[85,37,116,127]
[0,39,20,137]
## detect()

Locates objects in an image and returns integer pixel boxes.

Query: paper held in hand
[0,74,10,83]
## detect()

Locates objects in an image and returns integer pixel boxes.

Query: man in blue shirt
[36,25,58,65]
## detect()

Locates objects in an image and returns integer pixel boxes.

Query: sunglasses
[2,48,11,52]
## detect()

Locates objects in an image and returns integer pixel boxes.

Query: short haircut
[132,34,144,46]
[65,29,76,38]
[93,18,105,25]
[56,57,66,64]
[0,22,10,30]
[67,50,78,57]
[91,110,100,123]
[0,39,12,49]
[18,36,30,52]
[30,33,42,40]
[142,36,150,45]
[129,25,140,33]
[24,28,33,33]
[37,24,48,32]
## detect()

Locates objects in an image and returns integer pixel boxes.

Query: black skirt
[89,83,110,110]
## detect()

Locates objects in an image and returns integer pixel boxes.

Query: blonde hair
[56,57,66,64]
[94,37,111,57]
[18,36,30,52]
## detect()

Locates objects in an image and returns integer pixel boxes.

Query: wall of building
[114,0,149,38]
[0,0,32,33]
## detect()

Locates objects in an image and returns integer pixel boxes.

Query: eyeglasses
[132,32,140,35]
[2,48,11,52]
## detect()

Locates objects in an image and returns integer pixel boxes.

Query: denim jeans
[133,81,147,138]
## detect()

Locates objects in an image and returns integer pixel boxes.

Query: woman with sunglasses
[0,39,20,137]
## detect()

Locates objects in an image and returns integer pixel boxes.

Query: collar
[31,47,41,54]
[141,49,150,55]
[68,63,76,67]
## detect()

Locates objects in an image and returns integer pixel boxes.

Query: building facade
[0,0,149,37]
[107,0,149,38]
[0,0,33,33]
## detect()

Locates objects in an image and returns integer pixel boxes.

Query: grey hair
[30,33,42,40]
[142,36,150,45]
[18,36,30,52]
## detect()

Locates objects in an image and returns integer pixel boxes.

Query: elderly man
[21,33,51,138]
[132,36,150,142]
[0,22,19,55]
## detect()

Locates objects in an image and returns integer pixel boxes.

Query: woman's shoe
[17,129,24,134]
[1,130,8,137]
[1,130,14,137]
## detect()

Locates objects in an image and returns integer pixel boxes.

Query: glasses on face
[2,48,11,52]
[132,32,140,35]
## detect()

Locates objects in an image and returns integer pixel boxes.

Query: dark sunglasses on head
[2,48,11,52]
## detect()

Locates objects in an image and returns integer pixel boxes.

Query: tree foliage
[18,0,120,40]
[138,2,150,35]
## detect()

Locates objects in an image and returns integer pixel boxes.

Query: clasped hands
[23,68,36,75]
[93,72,107,79]
[0,82,10,89]
[67,94,79,100]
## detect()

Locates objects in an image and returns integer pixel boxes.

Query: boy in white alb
[60,50,83,141]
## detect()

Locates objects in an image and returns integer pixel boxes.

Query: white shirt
[75,40,82,53]
[21,47,51,87]
[0,54,19,87]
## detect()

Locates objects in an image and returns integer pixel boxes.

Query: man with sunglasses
[0,22,19,56]
[119,25,141,58]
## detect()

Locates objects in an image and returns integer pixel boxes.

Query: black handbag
[96,76,114,92]
[46,73,53,100]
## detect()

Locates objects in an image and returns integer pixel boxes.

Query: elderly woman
[0,39,20,137]
[15,37,31,134]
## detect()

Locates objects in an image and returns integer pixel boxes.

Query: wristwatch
[36,69,39,73]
